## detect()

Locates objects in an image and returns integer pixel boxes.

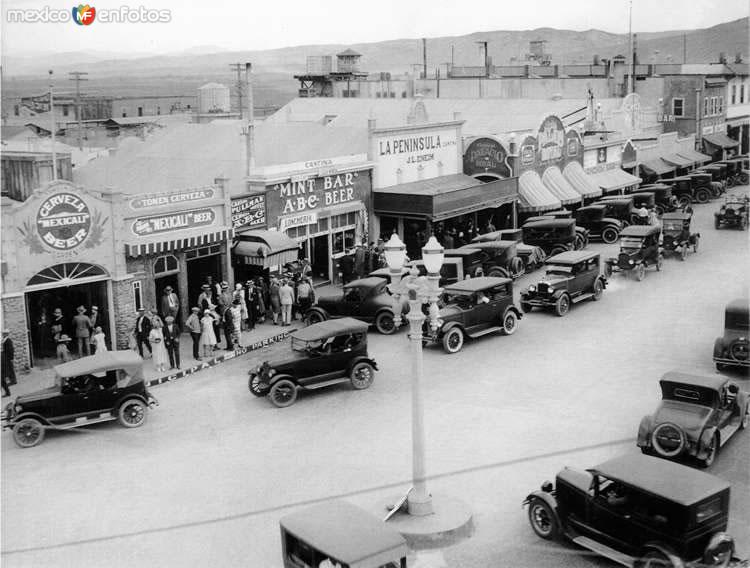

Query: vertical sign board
[517,135,539,174]
[537,115,566,167]
[564,130,583,167]
[231,195,267,230]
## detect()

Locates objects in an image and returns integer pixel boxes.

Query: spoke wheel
[554,294,570,317]
[12,418,45,448]
[375,311,396,335]
[501,311,518,335]
[528,499,559,540]
[700,433,719,468]
[592,279,604,300]
[118,399,146,428]
[601,227,619,244]
[695,189,710,204]
[248,373,270,397]
[269,379,298,408]
[305,312,325,326]
[635,549,679,568]
[350,362,375,390]
[441,327,464,354]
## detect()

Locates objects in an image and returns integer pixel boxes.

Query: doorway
[186,254,222,308]
[311,234,330,281]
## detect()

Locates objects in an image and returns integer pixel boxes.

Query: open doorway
[186,254,222,308]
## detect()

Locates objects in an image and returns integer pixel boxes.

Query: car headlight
[673,240,678,246]
[547,287,554,293]
[267,369,276,378]
[528,285,536,292]
[629,259,634,265]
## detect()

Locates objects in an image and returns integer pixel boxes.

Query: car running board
[50,412,116,430]
[466,326,504,339]
[719,419,741,446]
[302,377,350,390]
[571,293,594,304]
[572,536,633,567]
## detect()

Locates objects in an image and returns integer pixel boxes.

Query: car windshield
[545,264,573,275]
[662,220,683,231]
[292,337,320,352]
[444,291,473,306]
[620,237,644,251]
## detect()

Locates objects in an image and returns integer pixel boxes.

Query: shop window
[154,254,179,274]
[27,262,107,287]
[704,97,709,117]
[718,96,724,114]
[132,281,143,312]
[731,85,737,105]
[185,244,221,260]
[286,225,307,240]
[332,229,355,254]
[672,98,684,117]
[741,84,746,104]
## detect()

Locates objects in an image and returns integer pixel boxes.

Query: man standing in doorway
[72,306,92,357]
[163,315,181,370]
[185,307,202,360]
[134,308,152,358]
[160,286,180,323]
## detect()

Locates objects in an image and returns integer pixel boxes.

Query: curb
[146,329,298,388]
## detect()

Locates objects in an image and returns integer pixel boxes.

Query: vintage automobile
[1,351,159,448]
[604,225,663,281]
[637,184,680,215]
[249,318,377,408]
[522,219,580,255]
[520,251,606,316]
[524,210,591,250]
[459,241,526,278]
[593,196,637,226]
[660,176,713,206]
[713,298,750,371]
[424,276,522,353]
[661,211,700,260]
[306,277,405,334]
[367,266,410,284]
[471,230,547,273]
[574,205,623,244]
[714,196,749,230]
[280,500,408,568]
[523,453,747,568]
[686,171,720,198]
[697,164,729,195]
[721,158,749,186]
[472,228,523,243]
[637,371,748,467]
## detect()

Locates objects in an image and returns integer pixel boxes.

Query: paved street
[2,190,749,568]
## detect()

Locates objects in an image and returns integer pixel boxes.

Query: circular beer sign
[36,192,92,250]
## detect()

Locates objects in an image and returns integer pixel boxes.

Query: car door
[341,285,364,317]
[576,260,597,295]
[589,476,638,552]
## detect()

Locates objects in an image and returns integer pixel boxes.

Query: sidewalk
[5,320,301,398]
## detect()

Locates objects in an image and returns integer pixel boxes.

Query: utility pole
[229,63,244,118]
[422,38,427,79]
[476,41,489,77]
[69,71,88,150]
[683,33,687,63]
[49,70,57,180]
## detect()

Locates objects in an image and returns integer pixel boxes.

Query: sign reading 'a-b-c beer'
[36,192,91,250]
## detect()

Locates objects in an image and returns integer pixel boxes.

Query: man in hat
[163,315,181,370]
[72,306,92,357]
[198,284,213,312]
[51,307,65,343]
[185,307,202,360]
[1,330,15,397]
[134,308,152,358]
[160,286,180,323]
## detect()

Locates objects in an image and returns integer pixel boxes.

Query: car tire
[248,373,270,397]
[527,498,559,540]
[635,263,646,281]
[510,257,525,278]
[655,205,664,216]
[651,422,686,458]
[693,235,700,253]
[604,262,613,278]
[714,218,722,230]
[441,327,464,354]
[679,246,688,261]
[634,549,680,568]
[305,311,326,326]
[548,245,567,257]
[501,311,518,335]
[269,379,298,408]
[12,418,45,448]
[554,294,570,317]
[656,254,664,271]
[520,301,533,313]
[677,195,692,209]
[601,227,619,244]
[739,404,749,430]
[592,279,604,300]
[374,311,396,335]
[488,267,509,278]
[574,233,586,250]
[699,433,719,468]
[118,398,147,428]
[695,189,711,204]
[350,362,375,390]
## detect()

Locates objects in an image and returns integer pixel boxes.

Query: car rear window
[673,388,701,401]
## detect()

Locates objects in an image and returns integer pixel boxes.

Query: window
[14,104,19,116]
[137,106,143,117]
[696,498,722,523]
[185,244,221,260]
[674,388,701,401]
[154,255,179,274]
[731,85,737,105]
[63,105,69,117]
[122,108,127,118]
[672,98,684,117]
[710,97,717,115]
[719,96,724,114]
[741,84,746,104]
[132,281,143,312]
[704,97,709,117]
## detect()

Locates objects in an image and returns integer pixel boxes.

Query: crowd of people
[40,305,108,364]
[339,241,386,284]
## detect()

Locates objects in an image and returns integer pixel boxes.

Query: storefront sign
[231,195,266,230]
[267,170,371,217]
[520,144,536,167]
[702,125,715,135]
[537,115,565,164]
[129,187,216,210]
[463,137,510,178]
[597,147,607,164]
[36,192,92,250]
[131,208,216,237]
[279,211,318,232]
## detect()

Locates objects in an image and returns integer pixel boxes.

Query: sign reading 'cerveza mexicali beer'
[131,208,216,237]
[36,192,91,250]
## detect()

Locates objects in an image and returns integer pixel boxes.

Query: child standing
[56,334,72,363]
[200,310,217,358]
[90,326,108,354]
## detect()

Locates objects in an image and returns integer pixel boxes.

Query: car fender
[636,543,685,568]
[347,356,379,373]
[267,373,295,389]
[697,426,719,459]
[551,289,568,300]
[522,491,560,526]
[597,275,608,289]
[713,337,725,358]
[9,412,52,427]
[504,305,523,320]
[637,415,653,447]
[305,307,329,321]
[114,393,149,410]
[440,321,465,336]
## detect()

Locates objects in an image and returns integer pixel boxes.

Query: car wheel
[488,267,509,278]
[510,257,525,278]
[269,379,298,408]
[714,218,722,230]
[739,404,749,430]
[656,254,664,271]
[118,398,147,428]
[695,189,710,204]
[601,227,619,244]
[520,301,533,313]
[592,279,604,300]
[699,433,719,468]
[248,373,270,397]
[441,327,464,354]
[692,236,699,253]
[501,311,518,335]
[679,246,688,261]
[635,263,646,281]
[604,262,613,278]
[573,233,585,250]
[305,311,326,326]
[12,418,45,448]
[677,195,692,209]
[726,178,736,188]
[350,362,375,390]
[651,423,686,458]
[655,205,664,216]
[635,549,680,568]
[375,311,396,335]
[548,245,567,257]
[554,294,570,317]
[527,499,559,540]
[704,534,735,568]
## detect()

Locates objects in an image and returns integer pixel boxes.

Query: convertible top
[620,225,661,238]
[591,454,730,506]
[659,370,727,391]
[53,350,143,378]
[444,276,510,292]
[460,241,515,251]
[522,218,575,228]
[545,250,600,265]
[661,212,692,221]
[344,277,387,289]
[292,318,369,341]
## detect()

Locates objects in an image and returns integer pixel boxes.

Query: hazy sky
[1,0,748,56]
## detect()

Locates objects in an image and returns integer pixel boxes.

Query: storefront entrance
[311,234,329,281]
[186,249,222,308]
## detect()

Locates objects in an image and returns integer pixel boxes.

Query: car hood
[265,350,313,375]
[653,401,712,436]
[16,385,61,405]
[438,304,465,320]
[539,275,571,287]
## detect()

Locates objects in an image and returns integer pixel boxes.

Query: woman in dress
[90,326,108,354]
[233,284,248,330]
[149,319,169,373]
[200,309,217,358]
[230,299,243,348]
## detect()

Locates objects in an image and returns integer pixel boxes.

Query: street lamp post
[384,233,444,516]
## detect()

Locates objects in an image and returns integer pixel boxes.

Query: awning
[541,166,582,205]
[562,161,602,199]
[703,133,740,149]
[588,168,642,195]
[373,173,518,221]
[233,229,300,267]
[661,154,693,168]
[518,171,561,212]
[125,228,233,257]
[640,158,676,177]
[677,149,712,164]
[726,116,750,128]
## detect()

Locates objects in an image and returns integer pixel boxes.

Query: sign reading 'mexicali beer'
[131,208,216,236]
[36,192,92,250]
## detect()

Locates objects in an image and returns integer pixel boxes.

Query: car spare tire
[729,339,749,362]
[651,422,686,458]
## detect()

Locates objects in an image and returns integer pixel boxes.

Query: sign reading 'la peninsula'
[379,134,445,156]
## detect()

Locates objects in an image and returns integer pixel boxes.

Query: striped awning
[661,154,693,168]
[125,228,233,257]
[588,169,642,194]
[677,149,712,164]
[232,229,300,268]
[703,133,740,149]
[518,171,561,213]
[562,161,602,199]
[541,166,582,206]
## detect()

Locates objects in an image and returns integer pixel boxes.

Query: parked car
[523,453,747,568]
[424,276,521,353]
[367,266,410,284]
[471,228,523,243]
[306,277,405,334]
[714,196,749,230]
[660,176,713,206]
[459,241,525,278]
[637,371,748,467]
[697,164,728,196]
[593,196,637,226]
[249,318,377,408]
[574,205,623,244]
[686,171,719,198]
[661,211,700,260]
[720,158,749,186]
[713,298,750,371]
[472,230,547,273]
[520,251,606,316]
[522,219,580,255]
[524,210,591,250]
[279,500,408,568]
[1,351,159,448]
[637,184,680,215]
[604,225,663,281]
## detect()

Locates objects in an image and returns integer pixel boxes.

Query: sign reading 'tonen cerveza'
[36,192,91,250]
[131,208,216,237]
[129,187,215,210]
